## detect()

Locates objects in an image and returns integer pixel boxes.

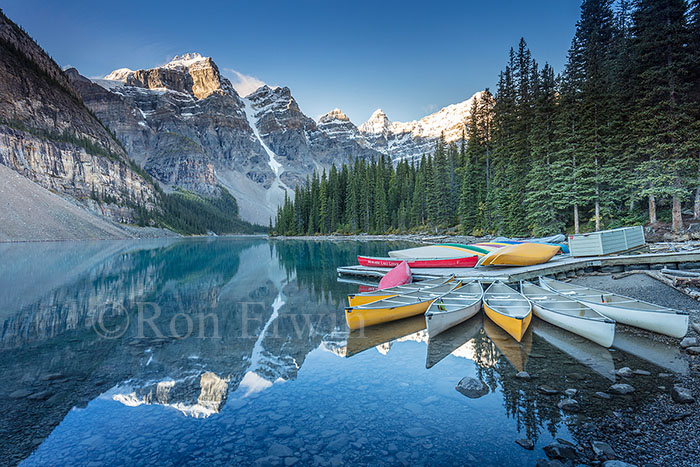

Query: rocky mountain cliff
[355,92,483,162]
[1,3,484,227]
[0,10,158,224]
[74,55,380,224]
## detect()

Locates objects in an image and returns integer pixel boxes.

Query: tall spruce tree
[632,0,694,232]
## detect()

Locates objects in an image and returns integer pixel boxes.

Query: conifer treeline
[274,0,700,236]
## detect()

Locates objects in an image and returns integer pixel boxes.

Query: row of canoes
[333,312,687,375]
[357,241,563,269]
[344,277,689,347]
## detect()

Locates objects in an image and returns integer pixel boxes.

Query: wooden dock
[337,250,700,283]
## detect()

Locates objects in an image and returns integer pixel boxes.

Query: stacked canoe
[357,241,562,269]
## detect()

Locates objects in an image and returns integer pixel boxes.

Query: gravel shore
[569,274,700,467]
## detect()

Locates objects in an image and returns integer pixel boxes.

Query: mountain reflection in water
[0,238,683,466]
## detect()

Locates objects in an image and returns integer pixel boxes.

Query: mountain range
[0,9,480,230]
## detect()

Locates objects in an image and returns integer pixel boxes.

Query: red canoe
[378,261,412,289]
[357,255,478,268]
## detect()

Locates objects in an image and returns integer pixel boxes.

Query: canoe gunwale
[483,281,532,320]
[521,281,616,324]
[348,282,462,312]
[528,302,615,324]
[483,301,531,320]
[539,276,688,316]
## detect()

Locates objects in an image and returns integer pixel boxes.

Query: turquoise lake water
[0,238,685,466]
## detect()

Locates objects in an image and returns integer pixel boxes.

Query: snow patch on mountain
[244,98,284,177]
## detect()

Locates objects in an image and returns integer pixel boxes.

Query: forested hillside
[273,0,700,236]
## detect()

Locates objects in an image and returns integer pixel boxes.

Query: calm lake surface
[0,238,687,466]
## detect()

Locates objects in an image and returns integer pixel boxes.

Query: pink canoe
[377,261,412,289]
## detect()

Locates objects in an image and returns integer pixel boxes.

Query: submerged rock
[591,440,616,459]
[594,392,612,400]
[632,369,650,376]
[602,461,638,467]
[564,388,579,397]
[557,398,581,413]
[405,427,430,438]
[456,377,489,399]
[543,442,577,461]
[536,460,567,467]
[273,426,296,438]
[691,322,700,334]
[515,371,531,380]
[685,346,700,355]
[680,337,698,348]
[8,389,32,399]
[27,390,53,401]
[671,385,695,404]
[616,367,634,378]
[268,444,293,457]
[515,438,534,450]
[609,383,635,395]
[662,412,692,423]
[537,385,559,396]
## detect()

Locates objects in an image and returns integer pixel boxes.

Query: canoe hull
[478,243,560,267]
[357,255,478,268]
[378,261,411,289]
[484,303,532,342]
[532,303,615,347]
[345,300,434,330]
[426,300,482,337]
[584,302,688,339]
[539,277,689,338]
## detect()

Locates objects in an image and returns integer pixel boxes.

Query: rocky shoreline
[526,275,700,467]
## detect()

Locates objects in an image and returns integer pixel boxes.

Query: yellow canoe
[483,317,533,372]
[345,282,462,330]
[347,276,453,307]
[478,243,561,267]
[483,281,532,342]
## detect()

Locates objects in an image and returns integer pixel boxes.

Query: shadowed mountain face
[0,11,158,224]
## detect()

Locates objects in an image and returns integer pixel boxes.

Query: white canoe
[389,245,470,259]
[521,281,615,347]
[539,276,689,338]
[425,281,483,337]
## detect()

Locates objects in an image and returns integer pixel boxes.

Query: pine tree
[525,64,564,235]
[632,0,694,232]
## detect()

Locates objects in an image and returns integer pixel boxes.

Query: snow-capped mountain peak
[318,108,350,123]
[353,91,483,162]
[104,67,133,81]
[358,109,391,135]
[163,52,209,70]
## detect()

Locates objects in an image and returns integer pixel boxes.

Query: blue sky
[2,0,581,123]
